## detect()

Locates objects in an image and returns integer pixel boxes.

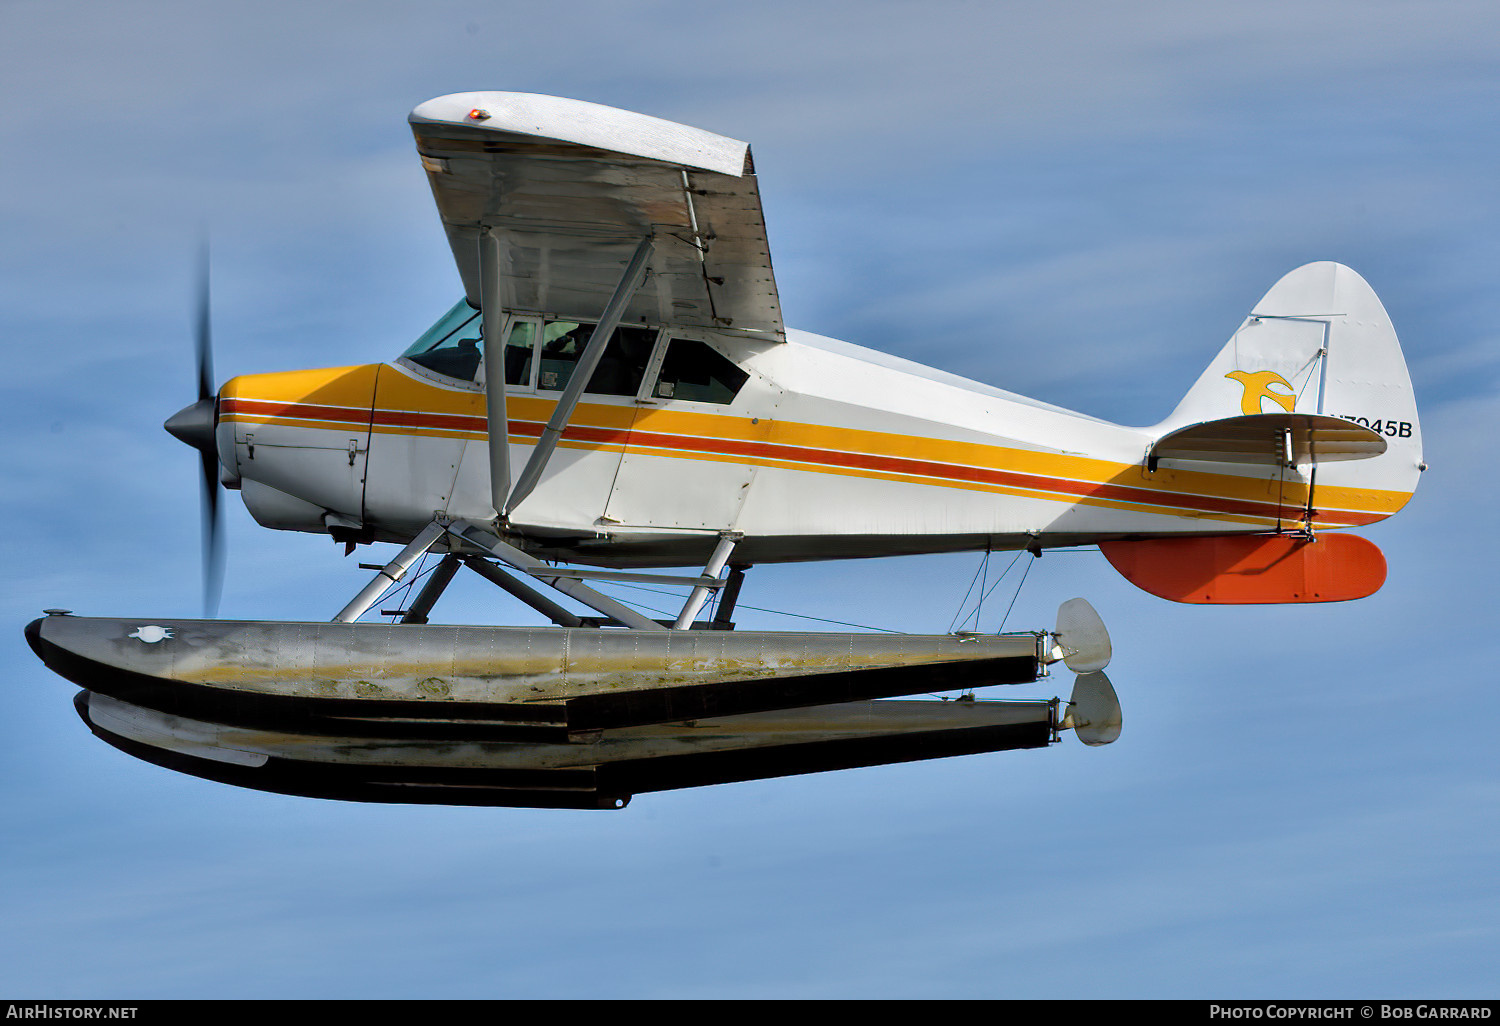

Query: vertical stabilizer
[1154,262,1423,522]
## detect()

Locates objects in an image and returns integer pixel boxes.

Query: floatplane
[27,93,1423,808]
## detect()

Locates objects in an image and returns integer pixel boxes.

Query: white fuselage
[216,311,1401,569]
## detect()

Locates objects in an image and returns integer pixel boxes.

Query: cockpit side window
[538,321,658,397]
[653,339,749,404]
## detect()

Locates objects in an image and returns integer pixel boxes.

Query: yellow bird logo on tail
[1226,370,1297,415]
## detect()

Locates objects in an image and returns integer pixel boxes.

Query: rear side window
[653,339,749,404]
[538,321,658,397]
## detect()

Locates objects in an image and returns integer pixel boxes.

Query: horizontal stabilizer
[1099,533,1386,604]
[1149,413,1386,469]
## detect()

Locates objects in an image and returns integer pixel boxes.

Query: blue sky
[2,0,1497,999]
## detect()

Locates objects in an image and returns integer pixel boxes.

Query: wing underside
[410,91,784,340]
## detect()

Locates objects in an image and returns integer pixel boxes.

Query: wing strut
[479,228,511,515]
[502,235,655,517]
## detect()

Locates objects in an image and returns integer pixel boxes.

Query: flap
[410,92,784,341]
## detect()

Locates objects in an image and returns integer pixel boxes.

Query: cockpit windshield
[400,299,483,381]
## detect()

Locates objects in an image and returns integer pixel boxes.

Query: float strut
[462,556,585,628]
[400,553,463,625]
[674,534,739,630]
[333,521,447,623]
[448,520,665,631]
[712,563,750,630]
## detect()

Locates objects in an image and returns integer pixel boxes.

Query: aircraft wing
[409,91,784,341]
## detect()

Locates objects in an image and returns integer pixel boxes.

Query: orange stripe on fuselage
[219,364,1409,528]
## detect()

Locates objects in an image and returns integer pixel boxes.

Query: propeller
[163,246,225,617]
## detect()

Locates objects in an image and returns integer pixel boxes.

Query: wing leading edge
[410,91,784,341]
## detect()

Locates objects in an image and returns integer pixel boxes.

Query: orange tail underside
[1099,534,1387,604]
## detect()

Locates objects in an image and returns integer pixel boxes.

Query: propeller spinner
[163,250,225,617]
